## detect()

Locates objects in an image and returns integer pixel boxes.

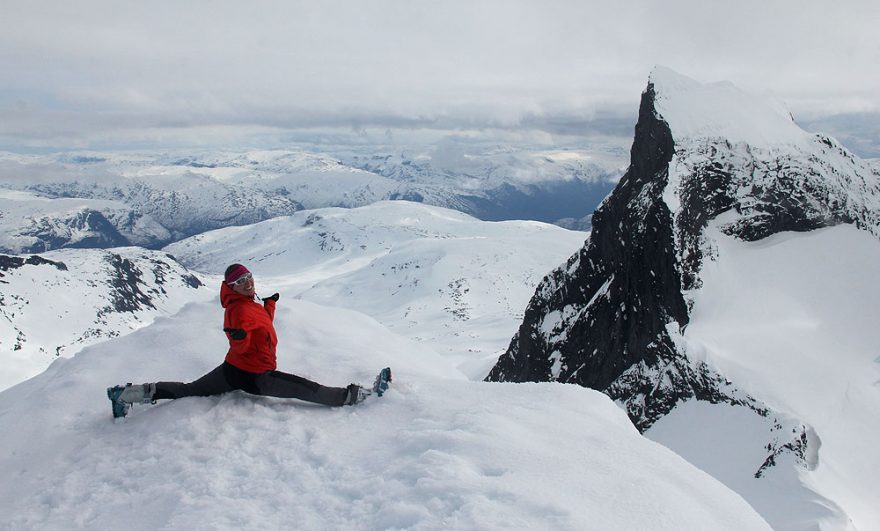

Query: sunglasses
[229,272,253,286]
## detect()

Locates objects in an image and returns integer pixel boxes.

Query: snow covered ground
[3,199,875,529]
[0,295,771,530]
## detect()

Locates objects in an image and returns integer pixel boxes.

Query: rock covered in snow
[487,67,880,530]
[489,66,880,420]
[0,247,208,390]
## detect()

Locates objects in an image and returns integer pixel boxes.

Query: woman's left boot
[106,383,156,419]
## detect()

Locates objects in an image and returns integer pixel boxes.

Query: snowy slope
[0,247,210,391]
[649,222,880,531]
[0,296,771,530]
[165,201,588,379]
[650,66,809,148]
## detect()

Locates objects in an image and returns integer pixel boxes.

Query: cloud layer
[1,0,878,148]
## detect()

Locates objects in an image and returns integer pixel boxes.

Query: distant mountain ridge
[0,141,623,253]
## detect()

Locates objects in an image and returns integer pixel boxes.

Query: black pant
[154,362,348,407]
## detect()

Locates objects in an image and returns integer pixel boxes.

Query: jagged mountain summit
[487,67,880,530]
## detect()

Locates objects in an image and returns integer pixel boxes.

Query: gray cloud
[1,0,877,149]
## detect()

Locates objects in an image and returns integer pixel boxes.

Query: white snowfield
[650,66,809,149]
[0,298,771,530]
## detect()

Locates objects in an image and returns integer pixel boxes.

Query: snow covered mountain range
[1,66,877,530]
[0,201,774,529]
[0,201,586,391]
[487,67,880,530]
[0,139,624,253]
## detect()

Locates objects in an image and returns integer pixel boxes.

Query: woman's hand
[223,327,247,340]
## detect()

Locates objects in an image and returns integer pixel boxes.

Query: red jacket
[221,281,278,373]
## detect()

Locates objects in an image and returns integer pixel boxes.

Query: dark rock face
[102,253,203,315]
[487,85,690,413]
[19,210,131,253]
[0,255,68,277]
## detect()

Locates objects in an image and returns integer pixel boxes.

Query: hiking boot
[343,383,371,406]
[372,367,392,397]
[106,383,156,419]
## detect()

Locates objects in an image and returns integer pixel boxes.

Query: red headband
[225,264,251,285]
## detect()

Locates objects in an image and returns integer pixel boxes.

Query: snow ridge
[650,66,808,148]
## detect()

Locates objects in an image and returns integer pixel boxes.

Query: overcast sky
[1,0,878,150]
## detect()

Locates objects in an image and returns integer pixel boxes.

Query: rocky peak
[486,68,880,431]
[486,80,687,400]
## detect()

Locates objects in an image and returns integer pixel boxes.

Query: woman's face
[231,273,255,297]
